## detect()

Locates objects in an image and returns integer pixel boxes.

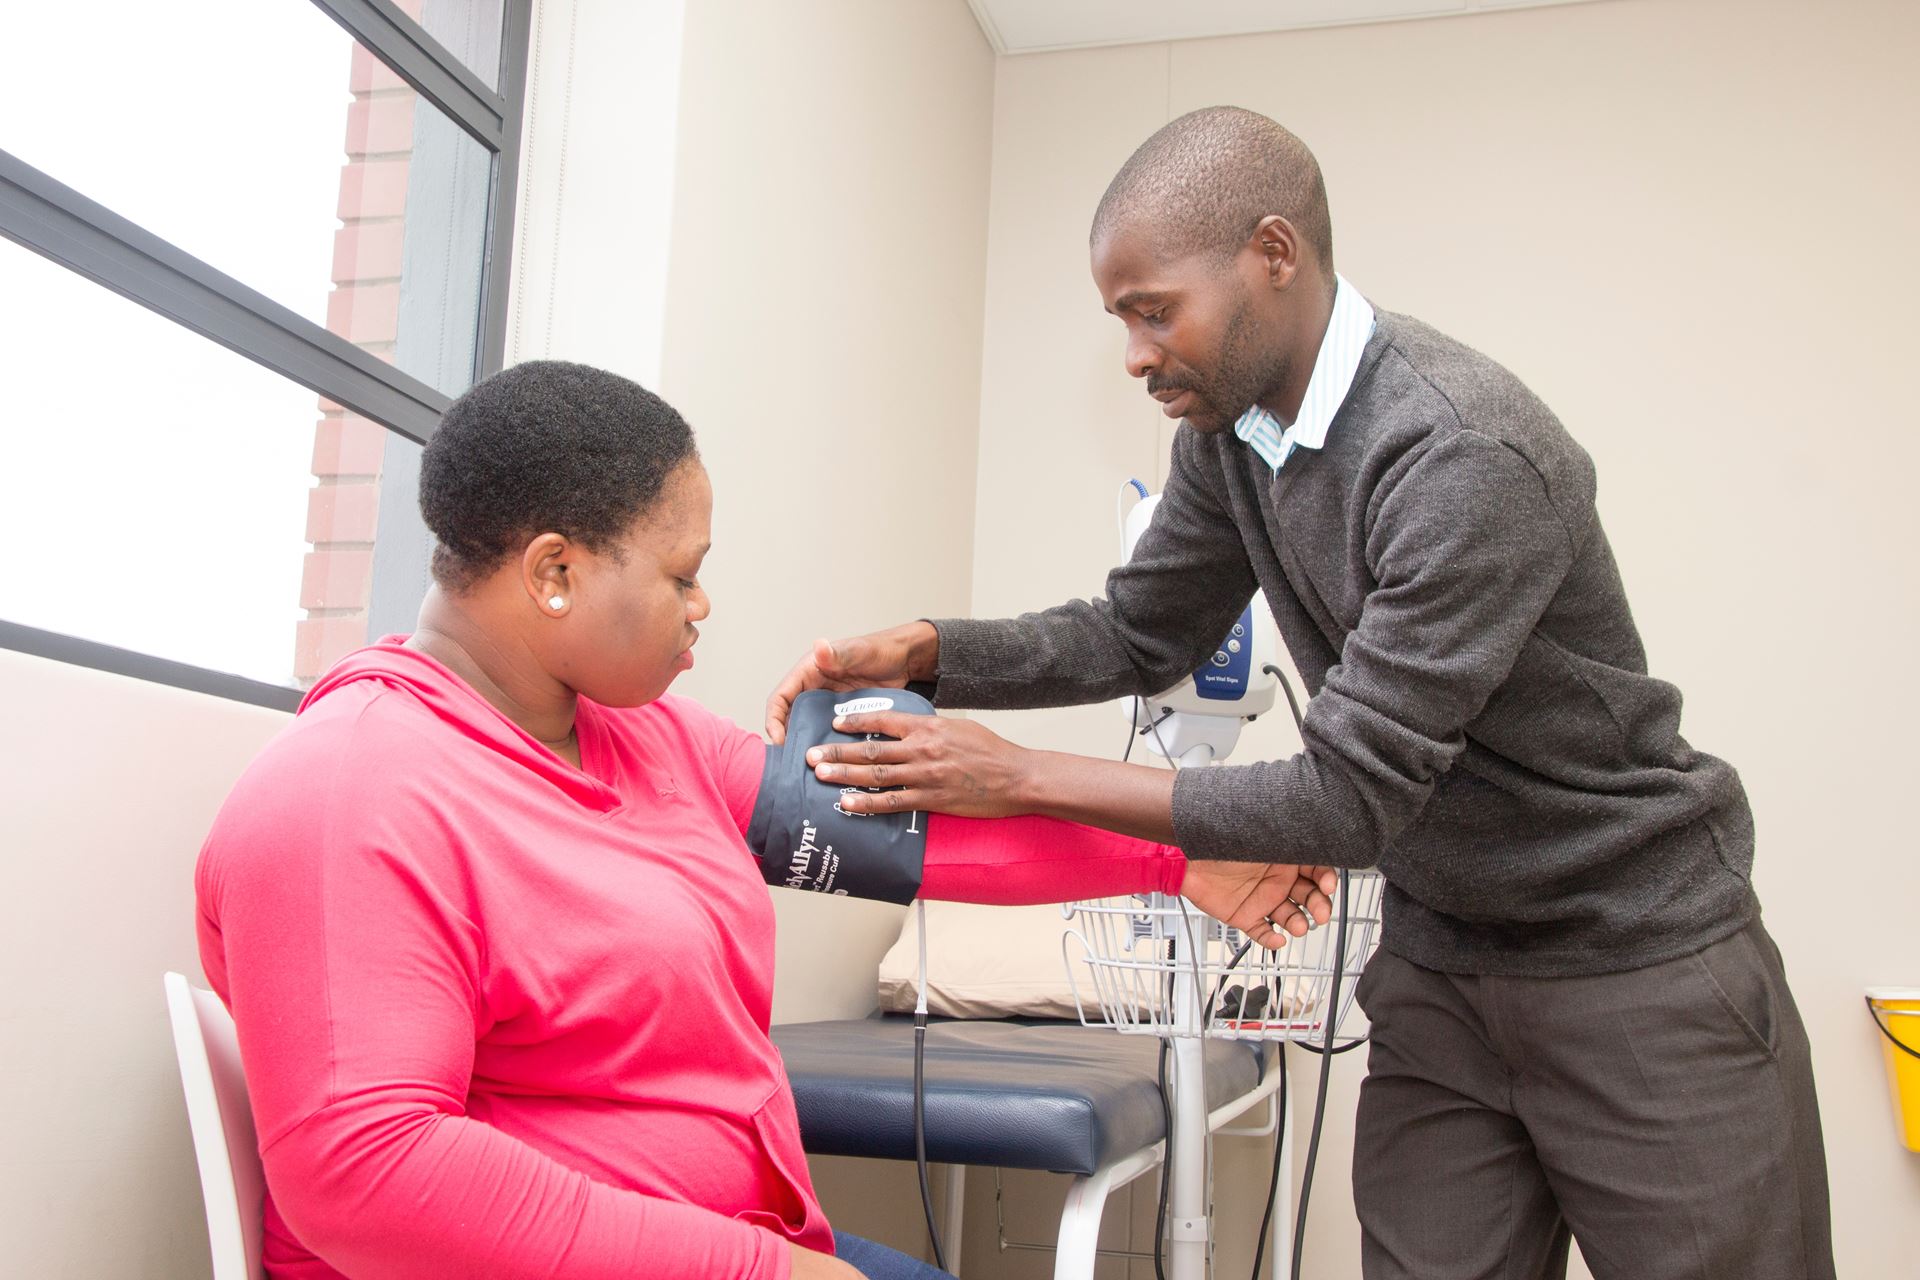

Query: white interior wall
[507,0,686,386]
[967,0,1920,1276]
[0,652,291,1277]
[655,0,995,1036]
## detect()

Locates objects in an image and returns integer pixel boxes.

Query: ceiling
[965,0,1608,55]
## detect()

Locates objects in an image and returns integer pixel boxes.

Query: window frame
[0,0,535,712]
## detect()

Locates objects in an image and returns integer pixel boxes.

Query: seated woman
[196,361,1333,1280]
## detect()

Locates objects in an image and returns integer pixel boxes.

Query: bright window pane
[2,0,490,395]
[0,240,425,687]
[419,0,508,91]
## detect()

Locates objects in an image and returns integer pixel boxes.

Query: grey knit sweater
[934,310,1756,977]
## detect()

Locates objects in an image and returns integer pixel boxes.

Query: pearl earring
[548,596,566,610]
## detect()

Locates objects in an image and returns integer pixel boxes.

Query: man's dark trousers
[1352,917,1834,1279]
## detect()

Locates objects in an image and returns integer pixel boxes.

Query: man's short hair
[419,360,699,591]
[1092,106,1333,268]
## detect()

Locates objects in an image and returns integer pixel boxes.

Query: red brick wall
[296,15,422,684]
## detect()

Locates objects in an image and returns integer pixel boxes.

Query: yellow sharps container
[1866,987,1920,1153]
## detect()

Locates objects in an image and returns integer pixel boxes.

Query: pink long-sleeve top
[196,641,1185,1279]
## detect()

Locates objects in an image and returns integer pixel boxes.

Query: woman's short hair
[420,360,699,591]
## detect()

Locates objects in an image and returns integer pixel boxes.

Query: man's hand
[788,1241,863,1280]
[765,622,940,744]
[1180,859,1339,950]
[805,710,1031,819]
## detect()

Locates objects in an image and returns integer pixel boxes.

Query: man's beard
[1187,298,1286,433]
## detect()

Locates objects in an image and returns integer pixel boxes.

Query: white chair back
[163,971,265,1280]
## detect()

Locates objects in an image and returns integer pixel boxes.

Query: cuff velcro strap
[748,687,932,904]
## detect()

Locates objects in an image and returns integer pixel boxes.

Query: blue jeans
[833,1230,950,1279]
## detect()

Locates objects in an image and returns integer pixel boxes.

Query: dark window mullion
[0,150,449,444]
[477,0,534,376]
[308,0,508,153]
[0,621,302,713]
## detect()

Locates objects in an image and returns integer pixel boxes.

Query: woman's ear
[521,532,572,616]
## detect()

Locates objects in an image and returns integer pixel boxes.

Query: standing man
[767,108,1831,1279]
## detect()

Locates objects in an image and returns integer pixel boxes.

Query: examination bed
[771,1015,1279,1278]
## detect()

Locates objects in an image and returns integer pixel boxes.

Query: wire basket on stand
[1061,870,1385,1044]
[1055,871,1384,1280]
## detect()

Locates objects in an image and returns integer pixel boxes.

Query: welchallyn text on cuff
[747,687,932,904]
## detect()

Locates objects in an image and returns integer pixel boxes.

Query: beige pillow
[877,900,1098,1020]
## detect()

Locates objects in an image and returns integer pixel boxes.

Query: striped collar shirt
[1233,274,1376,472]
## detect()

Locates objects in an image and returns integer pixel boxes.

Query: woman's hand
[788,1241,865,1280]
[1180,859,1339,949]
[806,710,1032,819]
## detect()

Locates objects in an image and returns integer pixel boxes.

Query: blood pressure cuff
[747,687,933,904]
